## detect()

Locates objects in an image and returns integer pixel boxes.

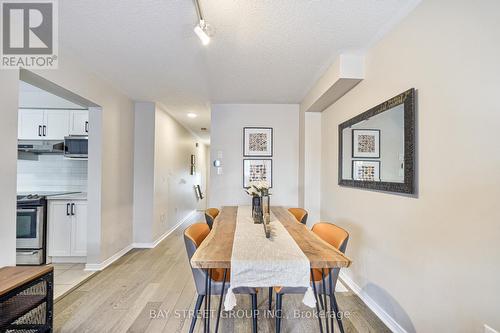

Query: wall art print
[243,159,273,188]
[243,127,273,157]
[352,129,380,158]
[352,160,381,181]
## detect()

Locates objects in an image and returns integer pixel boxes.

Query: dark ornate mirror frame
[338,88,416,194]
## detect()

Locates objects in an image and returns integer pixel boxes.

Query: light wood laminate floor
[54,222,390,333]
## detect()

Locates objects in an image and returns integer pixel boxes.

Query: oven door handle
[19,251,40,256]
[17,208,37,212]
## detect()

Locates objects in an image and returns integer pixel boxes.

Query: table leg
[311,269,324,333]
[204,270,208,333]
[321,269,331,333]
[328,270,334,332]
[207,269,212,332]
[214,269,227,333]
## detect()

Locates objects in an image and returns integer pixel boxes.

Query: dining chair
[288,208,308,225]
[184,223,258,333]
[274,222,349,333]
[205,208,220,229]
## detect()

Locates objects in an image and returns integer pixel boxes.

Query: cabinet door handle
[42,125,47,136]
[66,203,70,216]
[71,203,75,216]
[85,121,88,133]
[38,125,42,136]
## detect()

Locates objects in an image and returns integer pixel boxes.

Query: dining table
[190,206,352,333]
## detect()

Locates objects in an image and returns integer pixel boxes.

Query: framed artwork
[243,127,273,157]
[352,160,381,181]
[190,154,196,175]
[243,159,273,188]
[352,129,380,158]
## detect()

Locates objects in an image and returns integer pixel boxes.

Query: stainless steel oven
[16,207,44,249]
[16,195,47,265]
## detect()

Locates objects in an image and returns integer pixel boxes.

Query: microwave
[64,135,88,158]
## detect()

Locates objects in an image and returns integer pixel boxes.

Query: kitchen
[16,81,93,298]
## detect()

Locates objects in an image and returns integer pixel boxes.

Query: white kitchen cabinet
[70,202,87,256]
[18,109,45,140]
[48,200,87,257]
[69,110,89,136]
[44,110,70,140]
[48,202,72,256]
[18,109,70,140]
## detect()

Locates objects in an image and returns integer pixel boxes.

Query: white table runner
[224,206,316,310]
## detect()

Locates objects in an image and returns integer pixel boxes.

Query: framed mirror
[338,88,416,194]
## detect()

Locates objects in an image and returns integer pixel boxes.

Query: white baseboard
[50,256,86,264]
[133,210,197,249]
[85,244,133,271]
[339,271,407,333]
[84,210,197,271]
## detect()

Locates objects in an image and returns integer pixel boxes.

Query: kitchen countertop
[46,192,87,200]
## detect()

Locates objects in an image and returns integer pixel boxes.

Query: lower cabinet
[48,200,87,257]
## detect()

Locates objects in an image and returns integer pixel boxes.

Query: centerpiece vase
[252,196,263,223]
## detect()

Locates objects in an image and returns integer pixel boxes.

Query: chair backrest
[311,222,349,286]
[205,208,220,229]
[288,208,308,225]
[184,223,211,294]
[311,222,349,253]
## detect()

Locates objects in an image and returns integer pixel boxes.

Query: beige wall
[0,71,20,266]
[196,142,209,211]
[210,104,300,208]
[153,106,204,240]
[320,1,500,332]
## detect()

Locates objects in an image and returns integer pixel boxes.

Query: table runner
[224,206,316,310]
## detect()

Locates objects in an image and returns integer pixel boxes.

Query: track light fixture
[193,0,212,45]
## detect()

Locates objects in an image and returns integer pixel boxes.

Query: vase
[252,196,263,223]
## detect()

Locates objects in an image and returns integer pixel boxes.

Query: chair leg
[268,287,273,311]
[251,294,258,333]
[275,293,283,333]
[189,295,205,333]
[331,293,345,333]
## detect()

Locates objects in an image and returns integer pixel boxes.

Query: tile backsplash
[17,154,88,193]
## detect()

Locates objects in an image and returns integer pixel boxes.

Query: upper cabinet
[69,110,89,136]
[44,110,71,140]
[18,109,88,140]
[18,109,45,140]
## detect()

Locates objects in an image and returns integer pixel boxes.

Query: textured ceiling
[58,0,419,143]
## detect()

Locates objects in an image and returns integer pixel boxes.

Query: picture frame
[190,154,196,175]
[243,127,273,157]
[352,160,381,181]
[352,129,380,158]
[243,159,273,188]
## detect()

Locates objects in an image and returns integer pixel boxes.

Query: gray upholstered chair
[184,223,258,333]
[274,222,349,333]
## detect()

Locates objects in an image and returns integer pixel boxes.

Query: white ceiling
[58,0,419,143]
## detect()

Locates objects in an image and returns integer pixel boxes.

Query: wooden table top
[0,266,53,297]
[191,206,352,269]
